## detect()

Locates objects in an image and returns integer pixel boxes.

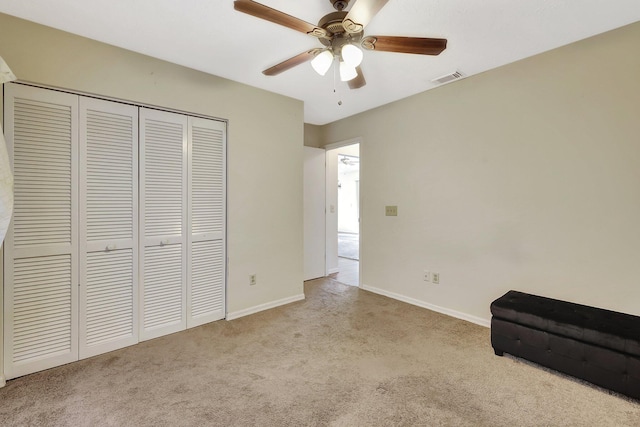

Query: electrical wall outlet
[424,270,431,282]
[385,205,398,216]
[249,274,257,286]
[432,273,440,284]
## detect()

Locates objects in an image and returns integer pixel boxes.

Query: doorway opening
[326,142,360,287]
[337,154,359,261]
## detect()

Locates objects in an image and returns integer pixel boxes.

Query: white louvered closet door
[3,84,79,379]
[187,117,226,327]
[79,98,138,358]
[139,108,187,341]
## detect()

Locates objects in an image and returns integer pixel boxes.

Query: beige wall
[322,22,640,324]
[304,123,324,148]
[0,11,304,362]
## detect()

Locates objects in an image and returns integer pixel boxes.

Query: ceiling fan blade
[234,0,331,39]
[343,0,389,34]
[361,36,447,55]
[348,67,366,89]
[263,49,323,76]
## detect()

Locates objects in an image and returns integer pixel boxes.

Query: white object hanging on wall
[0,55,17,245]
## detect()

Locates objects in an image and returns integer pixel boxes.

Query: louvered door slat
[79,97,138,359]
[187,117,226,328]
[191,240,224,318]
[3,84,79,379]
[143,244,183,331]
[84,103,135,242]
[139,108,187,341]
[143,117,184,238]
[11,95,73,249]
[191,124,224,235]
[84,250,134,348]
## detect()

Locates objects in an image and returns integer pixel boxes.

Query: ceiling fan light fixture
[311,50,334,76]
[339,61,358,82]
[341,44,363,67]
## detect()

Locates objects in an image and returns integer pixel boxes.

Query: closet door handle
[160,239,169,246]
[105,244,117,251]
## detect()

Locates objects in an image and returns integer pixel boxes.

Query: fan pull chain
[333,61,342,106]
[333,60,337,94]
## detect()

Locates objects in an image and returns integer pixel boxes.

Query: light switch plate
[385,205,398,216]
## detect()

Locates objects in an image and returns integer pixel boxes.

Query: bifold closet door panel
[79,98,139,359]
[139,108,187,341]
[187,117,226,327]
[3,84,79,379]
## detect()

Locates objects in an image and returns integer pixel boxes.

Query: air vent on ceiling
[431,70,465,85]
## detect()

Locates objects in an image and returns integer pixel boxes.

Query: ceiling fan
[233,0,447,89]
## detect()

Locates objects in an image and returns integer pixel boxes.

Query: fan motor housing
[318,11,363,49]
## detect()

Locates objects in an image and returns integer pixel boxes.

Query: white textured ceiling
[1,0,639,125]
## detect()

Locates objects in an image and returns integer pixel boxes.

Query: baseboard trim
[0,375,5,388]
[226,294,306,321]
[327,268,339,275]
[361,285,491,328]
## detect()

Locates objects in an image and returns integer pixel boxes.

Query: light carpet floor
[1,278,639,426]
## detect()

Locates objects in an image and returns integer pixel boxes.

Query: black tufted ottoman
[490,290,640,399]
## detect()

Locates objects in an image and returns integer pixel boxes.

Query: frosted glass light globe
[341,44,363,67]
[311,50,334,76]
[339,61,358,82]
